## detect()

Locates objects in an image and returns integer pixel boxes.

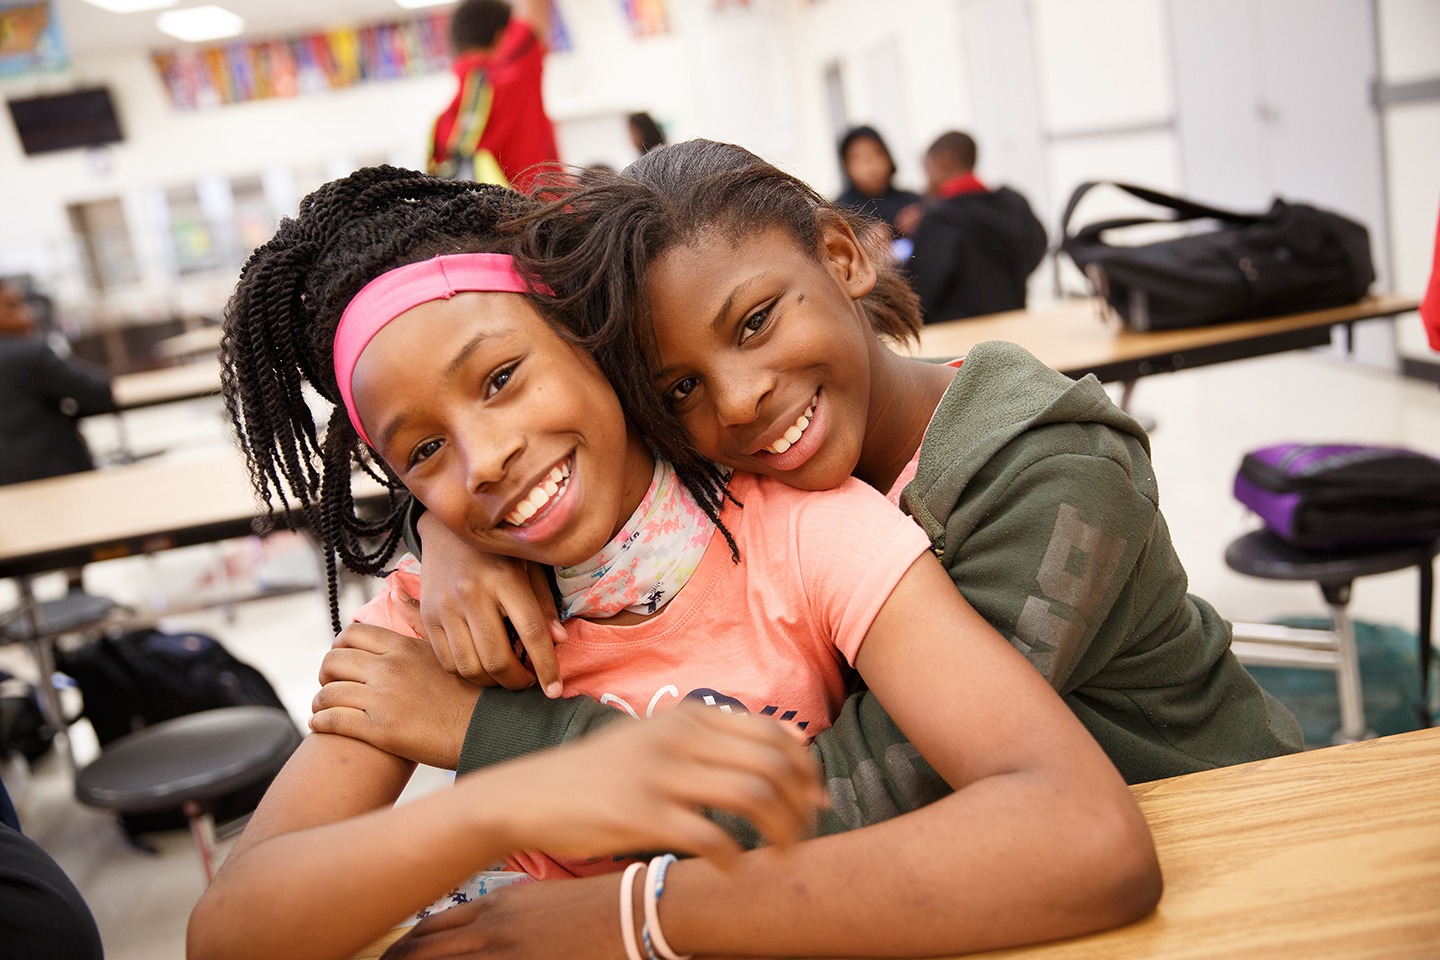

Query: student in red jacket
[428,0,560,190]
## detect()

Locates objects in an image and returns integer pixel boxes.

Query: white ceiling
[54,0,456,58]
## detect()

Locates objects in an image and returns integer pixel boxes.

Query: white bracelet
[643,854,692,960]
[619,861,645,960]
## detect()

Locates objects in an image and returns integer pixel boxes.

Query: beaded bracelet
[642,854,692,960]
[618,861,646,960]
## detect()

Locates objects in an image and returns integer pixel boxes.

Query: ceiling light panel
[156,5,246,43]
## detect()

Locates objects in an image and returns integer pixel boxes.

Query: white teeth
[504,462,572,527]
[765,399,817,455]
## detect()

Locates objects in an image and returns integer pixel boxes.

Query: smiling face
[646,224,879,491]
[350,291,653,567]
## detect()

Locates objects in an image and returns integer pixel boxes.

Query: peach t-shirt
[354,470,930,878]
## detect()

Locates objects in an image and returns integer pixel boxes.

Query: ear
[818,214,878,302]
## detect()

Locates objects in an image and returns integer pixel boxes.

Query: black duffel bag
[1059,181,1375,331]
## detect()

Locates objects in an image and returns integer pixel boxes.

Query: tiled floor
[3,339,1438,960]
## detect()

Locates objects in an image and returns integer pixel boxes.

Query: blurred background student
[628,110,666,156]
[427,0,560,189]
[0,280,115,591]
[907,130,1048,323]
[833,125,922,239]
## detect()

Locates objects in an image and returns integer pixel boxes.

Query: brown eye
[740,307,770,341]
[670,376,700,401]
[408,438,443,469]
[485,362,518,398]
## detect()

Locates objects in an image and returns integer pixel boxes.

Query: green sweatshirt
[457,341,1303,845]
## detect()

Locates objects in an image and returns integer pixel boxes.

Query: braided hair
[512,139,922,516]
[221,165,541,631]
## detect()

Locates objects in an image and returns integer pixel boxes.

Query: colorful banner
[0,0,68,77]
[152,12,450,110]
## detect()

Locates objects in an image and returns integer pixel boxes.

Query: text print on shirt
[1012,503,1127,686]
[599,684,816,733]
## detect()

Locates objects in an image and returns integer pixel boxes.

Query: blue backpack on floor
[1234,443,1440,549]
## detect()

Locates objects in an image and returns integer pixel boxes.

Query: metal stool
[0,582,122,770]
[1225,530,1438,743]
[74,705,302,882]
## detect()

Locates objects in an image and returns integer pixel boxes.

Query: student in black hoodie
[908,131,1048,322]
[0,281,115,487]
[0,280,115,592]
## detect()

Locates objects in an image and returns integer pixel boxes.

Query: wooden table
[152,324,224,362]
[110,358,221,411]
[0,452,393,770]
[971,727,1440,959]
[912,293,1420,384]
[0,452,392,579]
[354,729,1440,960]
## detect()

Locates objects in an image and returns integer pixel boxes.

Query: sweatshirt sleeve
[456,683,952,847]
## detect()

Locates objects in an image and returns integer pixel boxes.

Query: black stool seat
[0,591,118,642]
[1224,529,1437,743]
[75,705,301,883]
[75,706,300,815]
[1225,530,1440,587]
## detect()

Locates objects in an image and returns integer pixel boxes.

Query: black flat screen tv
[7,87,124,156]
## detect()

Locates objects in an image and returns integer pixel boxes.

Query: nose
[711,366,774,429]
[459,421,524,493]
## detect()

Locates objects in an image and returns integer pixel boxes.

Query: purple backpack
[1233,443,1440,549]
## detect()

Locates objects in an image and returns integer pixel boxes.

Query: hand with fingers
[312,623,483,770]
[383,706,826,960]
[415,511,566,696]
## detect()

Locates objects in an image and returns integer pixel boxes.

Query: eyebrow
[445,331,494,378]
[374,330,495,453]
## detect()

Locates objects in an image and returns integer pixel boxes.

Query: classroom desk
[353,728,1440,960]
[0,453,392,770]
[109,358,222,411]
[152,324,224,362]
[0,452,391,580]
[911,292,1420,383]
[971,727,1440,960]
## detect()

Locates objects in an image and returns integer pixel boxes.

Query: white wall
[1,0,1434,363]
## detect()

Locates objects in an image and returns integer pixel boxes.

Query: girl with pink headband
[200,165,1157,960]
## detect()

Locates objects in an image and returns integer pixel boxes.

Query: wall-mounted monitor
[6,87,123,156]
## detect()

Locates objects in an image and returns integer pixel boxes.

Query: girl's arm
[391,554,1160,960]
[654,552,1161,957]
[414,509,564,694]
[189,653,826,960]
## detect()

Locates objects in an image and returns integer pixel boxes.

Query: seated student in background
[628,110,666,156]
[907,130,1049,322]
[0,280,116,590]
[833,125,923,239]
[208,165,1159,960]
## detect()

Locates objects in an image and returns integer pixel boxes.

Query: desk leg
[15,580,75,775]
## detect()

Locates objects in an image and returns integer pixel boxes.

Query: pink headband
[333,253,539,447]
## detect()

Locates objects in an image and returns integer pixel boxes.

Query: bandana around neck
[554,457,716,621]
